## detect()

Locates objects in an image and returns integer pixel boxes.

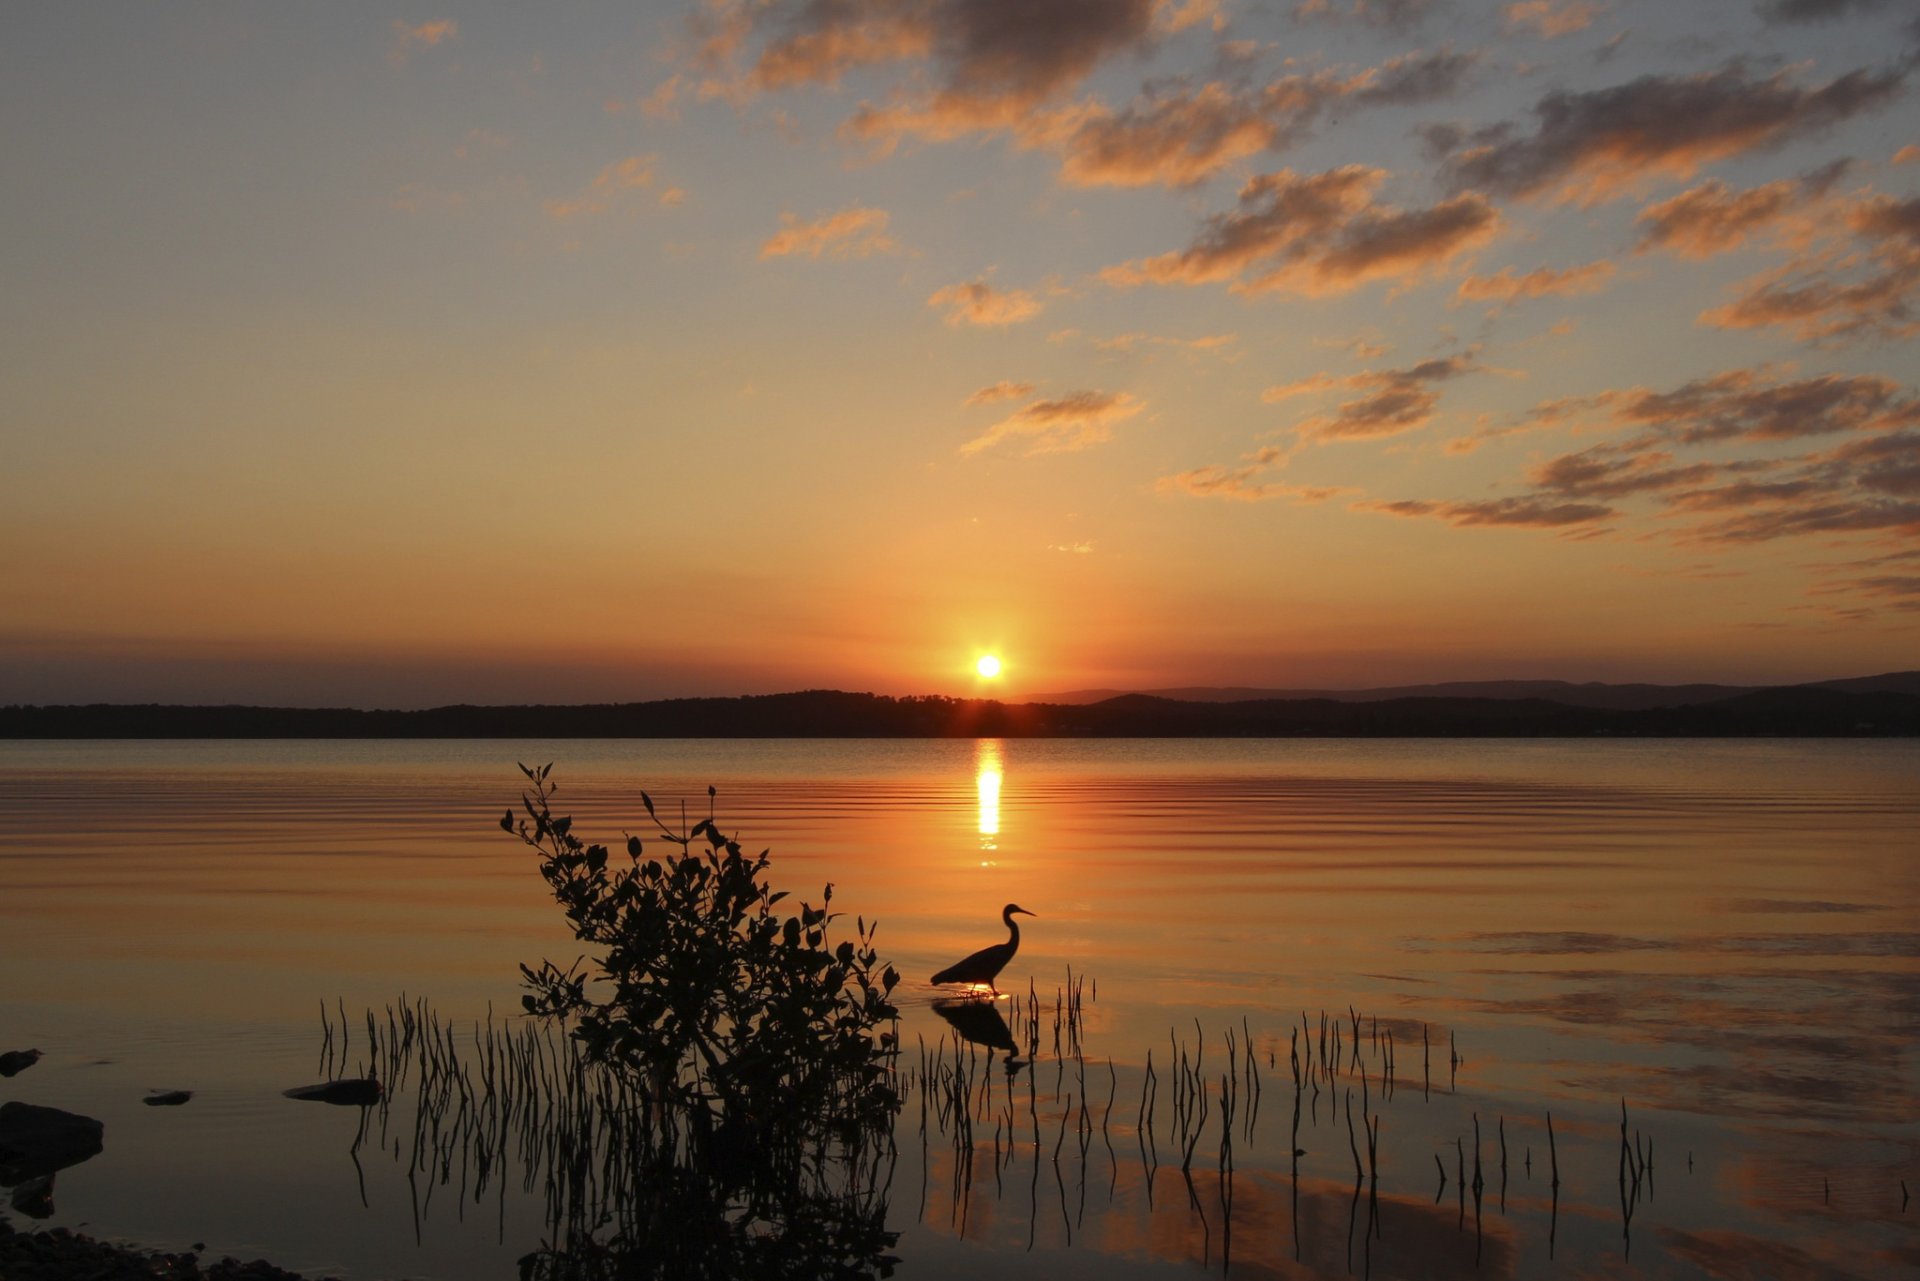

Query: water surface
[0,738,1914,1278]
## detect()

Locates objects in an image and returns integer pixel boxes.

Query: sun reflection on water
[975,738,1002,852]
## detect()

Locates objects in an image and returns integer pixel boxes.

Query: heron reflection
[932,997,1025,1076]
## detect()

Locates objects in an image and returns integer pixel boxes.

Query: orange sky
[3,2,1917,705]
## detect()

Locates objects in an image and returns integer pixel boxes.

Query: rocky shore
[0,1217,339,1281]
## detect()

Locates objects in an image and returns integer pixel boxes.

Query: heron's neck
[1004,910,1020,946]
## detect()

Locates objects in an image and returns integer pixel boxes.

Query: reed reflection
[975,738,1002,850]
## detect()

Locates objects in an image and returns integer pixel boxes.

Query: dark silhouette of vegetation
[500,766,903,1278]
[6,678,1919,737]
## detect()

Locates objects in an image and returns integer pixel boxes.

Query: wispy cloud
[1701,192,1920,343]
[963,380,1036,406]
[544,155,667,221]
[1101,165,1499,296]
[1293,0,1437,32]
[759,206,898,260]
[1502,2,1605,38]
[1456,260,1615,304]
[1436,59,1906,204]
[961,390,1143,455]
[390,18,458,67]
[1269,354,1482,439]
[1356,496,1616,527]
[1633,164,1848,258]
[1051,50,1478,189]
[928,280,1044,327]
[1158,443,1357,502]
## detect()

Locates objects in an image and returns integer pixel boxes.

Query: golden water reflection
[975,737,1002,849]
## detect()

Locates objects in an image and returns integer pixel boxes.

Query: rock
[282,1077,380,1106]
[143,1090,194,1107]
[0,1102,105,1184]
[8,1173,54,1218]
[0,1049,41,1078]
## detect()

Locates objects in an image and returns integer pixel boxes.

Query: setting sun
[975,655,1002,680]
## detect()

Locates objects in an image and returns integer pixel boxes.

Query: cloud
[759,206,898,259]
[1292,0,1436,31]
[1356,496,1616,526]
[961,389,1143,455]
[544,155,663,220]
[1261,374,1341,403]
[1101,165,1499,297]
[1530,444,1722,498]
[1160,472,1354,502]
[748,0,935,91]
[1456,259,1615,303]
[964,380,1037,405]
[1701,192,1920,342]
[390,18,457,66]
[1438,366,1920,554]
[1758,0,1894,23]
[1633,164,1847,258]
[1090,331,1237,352]
[1289,354,1479,440]
[1055,50,1477,189]
[1155,443,1360,501]
[1896,145,1920,165]
[927,279,1044,326]
[1608,367,1920,442]
[1437,59,1906,204]
[836,0,1162,151]
[1502,2,1605,38]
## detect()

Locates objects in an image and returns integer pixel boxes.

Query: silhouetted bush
[505,766,900,1131]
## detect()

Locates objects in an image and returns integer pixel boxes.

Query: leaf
[641,791,655,816]
[500,810,515,833]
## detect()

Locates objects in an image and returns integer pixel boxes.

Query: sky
[3,0,1918,707]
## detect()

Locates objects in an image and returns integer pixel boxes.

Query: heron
[930,903,1035,995]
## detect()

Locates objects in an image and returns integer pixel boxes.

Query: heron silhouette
[930,903,1034,995]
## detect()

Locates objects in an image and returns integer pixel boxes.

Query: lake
[0,738,1915,1279]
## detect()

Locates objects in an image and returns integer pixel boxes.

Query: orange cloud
[1441,365,1920,553]
[960,390,1143,456]
[759,207,898,260]
[1261,374,1341,403]
[1634,164,1847,258]
[1157,442,1355,502]
[543,155,664,221]
[1456,259,1615,303]
[1438,59,1906,204]
[834,0,1162,154]
[1295,355,1481,439]
[1101,166,1499,297]
[1501,1,1604,37]
[1053,51,1476,189]
[390,18,458,66]
[927,280,1043,327]
[1160,473,1352,502]
[1356,496,1615,526]
[1701,193,1920,342]
[749,5,933,91]
[963,380,1036,406]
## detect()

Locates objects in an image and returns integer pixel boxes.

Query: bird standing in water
[931,903,1035,995]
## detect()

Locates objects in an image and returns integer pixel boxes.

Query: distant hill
[4,679,1918,738]
[1035,672,1920,711]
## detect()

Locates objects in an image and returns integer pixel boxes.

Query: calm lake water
[1,738,1915,1279]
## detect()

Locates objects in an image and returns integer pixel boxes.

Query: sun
[976,654,1002,679]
